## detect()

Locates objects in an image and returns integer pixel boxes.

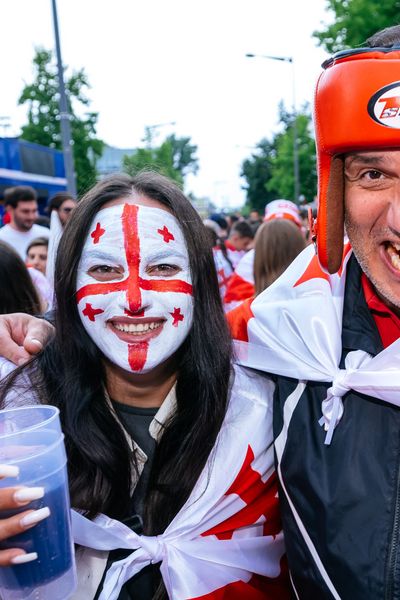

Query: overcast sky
[1,0,332,208]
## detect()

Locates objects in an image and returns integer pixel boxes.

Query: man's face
[10,200,38,231]
[76,199,194,374]
[344,149,400,310]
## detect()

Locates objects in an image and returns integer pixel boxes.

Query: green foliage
[267,107,317,203]
[122,131,198,188]
[240,139,278,212]
[241,105,317,210]
[314,0,400,53]
[18,48,104,195]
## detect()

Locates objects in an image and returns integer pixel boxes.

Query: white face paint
[76,203,194,373]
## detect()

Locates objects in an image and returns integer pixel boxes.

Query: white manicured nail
[14,487,44,504]
[11,552,38,565]
[0,465,19,478]
[20,507,50,528]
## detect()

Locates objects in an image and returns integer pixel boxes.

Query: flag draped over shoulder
[71,366,290,600]
[233,243,400,444]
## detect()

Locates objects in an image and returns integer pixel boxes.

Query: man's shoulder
[0,224,15,239]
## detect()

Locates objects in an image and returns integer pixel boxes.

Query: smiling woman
[0,172,290,599]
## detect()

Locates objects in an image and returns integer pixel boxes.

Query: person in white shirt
[0,186,49,260]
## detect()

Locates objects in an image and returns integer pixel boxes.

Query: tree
[241,104,317,209]
[267,106,317,203]
[18,48,104,195]
[313,0,400,53]
[240,139,279,212]
[122,130,198,187]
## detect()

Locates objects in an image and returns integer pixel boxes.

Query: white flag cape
[71,366,285,600]
[234,243,400,444]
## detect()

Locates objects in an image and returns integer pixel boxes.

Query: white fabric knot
[318,351,372,445]
[329,369,351,398]
[139,534,166,564]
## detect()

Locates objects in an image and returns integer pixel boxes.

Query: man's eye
[363,170,383,180]
[147,264,180,276]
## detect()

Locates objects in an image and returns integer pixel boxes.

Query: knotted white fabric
[234,244,400,444]
[71,366,286,600]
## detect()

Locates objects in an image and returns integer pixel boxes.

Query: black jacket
[273,255,400,599]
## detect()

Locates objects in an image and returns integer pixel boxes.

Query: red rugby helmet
[314,47,400,273]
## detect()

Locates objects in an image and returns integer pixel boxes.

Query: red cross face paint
[76,203,194,373]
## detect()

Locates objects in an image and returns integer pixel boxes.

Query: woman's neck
[104,357,177,408]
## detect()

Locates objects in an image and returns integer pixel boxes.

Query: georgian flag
[71,365,291,599]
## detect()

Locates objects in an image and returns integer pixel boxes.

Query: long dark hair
[0,241,42,315]
[1,173,232,534]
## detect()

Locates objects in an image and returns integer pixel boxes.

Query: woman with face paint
[0,173,290,599]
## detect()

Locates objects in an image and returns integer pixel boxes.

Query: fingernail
[11,552,38,565]
[14,487,44,504]
[0,465,19,478]
[29,339,43,348]
[20,507,50,528]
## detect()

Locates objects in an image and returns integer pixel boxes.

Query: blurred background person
[225,220,254,268]
[46,192,77,289]
[0,241,44,315]
[46,191,77,227]
[0,186,49,259]
[204,219,234,300]
[247,208,263,235]
[26,237,48,275]
[223,200,303,310]
[226,219,306,339]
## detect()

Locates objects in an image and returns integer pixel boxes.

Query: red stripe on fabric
[128,342,148,371]
[191,571,292,600]
[201,447,281,540]
[123,204,142,313]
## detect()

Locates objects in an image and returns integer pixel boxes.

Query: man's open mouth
[385,241,400,271]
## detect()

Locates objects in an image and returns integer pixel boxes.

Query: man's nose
[386,182,400,234]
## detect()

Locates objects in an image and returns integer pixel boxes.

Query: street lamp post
[245,53,300,203]
[51,0,77,197]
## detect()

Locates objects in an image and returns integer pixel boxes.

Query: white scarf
[71,366,285,599]
[234,243,400,444]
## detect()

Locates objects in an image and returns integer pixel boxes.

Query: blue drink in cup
[0,406,77,600]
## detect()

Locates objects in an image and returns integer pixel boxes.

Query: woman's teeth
[113,322,162,334]
[386,242,400,271]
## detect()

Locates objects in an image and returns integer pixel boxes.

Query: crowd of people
[0,22,399,600]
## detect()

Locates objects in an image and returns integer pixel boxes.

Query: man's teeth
[386,242,400,270]
[113,322,162,334]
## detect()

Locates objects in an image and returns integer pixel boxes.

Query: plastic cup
[0,405,76,600]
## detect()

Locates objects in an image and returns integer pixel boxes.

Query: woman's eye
[88,265,123,280]
[147,264,181,276]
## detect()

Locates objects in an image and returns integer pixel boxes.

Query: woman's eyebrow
[81,250,120,262]
[145,249,187,262]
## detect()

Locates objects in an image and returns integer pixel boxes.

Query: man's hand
[0,314,55,366]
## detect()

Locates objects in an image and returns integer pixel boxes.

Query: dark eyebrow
[345,153,386,167]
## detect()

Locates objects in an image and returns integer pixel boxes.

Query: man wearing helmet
[1,25,400,600]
